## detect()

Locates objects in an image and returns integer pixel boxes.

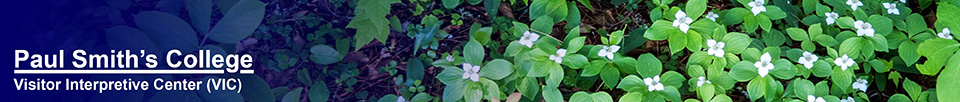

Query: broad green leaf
[614,57,639,75]
[831,66,853,92]
[472,27,493,45]
[937,53,960,102]
[134,11,199,52]
[723,8,750,25]
[868,15,893,35]
[890,94,911,102]
[209,0,265,44]
[786,27,808,41]
[662,86,682,102]
[309,80,329,102]
[547,66,563,87]
[904,78,922,102]
[699,84,716,101]
[758,15,773,32]
[479,78,500,100]
[565,2,581,29]
[529,0,568,23]
[814,35,838,47]
[637,53,663,78]
[771,59,797,79]
[562,54,589,68]
[542,86,564,102]
[661,71,686,87]
[186,0,212,34]
[442,79,465,102]
[464,83,482,102]
[281,88,302,102]
[645,20,677,40]
[811,61,833,77]
[568,37,586,53]
[347,0,397,50]
[581,60,608,76]
[531,16,555,34]
[617,75,645,92]
[437,68,465,85]
[792,79,815,98]
[216,0,240,15]
[669,31,688,54]
[619,92,643,102]
[310,45,341,65]
[730,61,758,82]
[839,37,863,58]
[938,4,960,34]
[906,14,927,35]
[762,30,786,47]
[240,75,275,102]
[686,0,707,18]
[710,94,733,102]
[837,17,856,29]
[917,39,960,75]
[463,40,485,65]
[517,77,539,100]
[762,6,787,20]
[747,77,766,101]
[570,92,593,102]
[378,94,399,102]
[611,30,625,45]
[899,41,920,66]
[480,59,513,80]
[504,41,523,57]
[442,0,459,9]
[600,66,621,88]
[815,81,829,96]
[722,32,751,54]
[411,93,433,102]
[592,92,614,102]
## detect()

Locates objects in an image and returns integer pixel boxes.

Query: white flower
[846,0,863,11]
[840,97,855,102]
[748,0,767,16]
[598,45,620,60]
[445,55,455,62]
[938,28,954,39]
[706,39,726,58]
[519,31,540,48]
[644,75,666,92]
[825,12,840,25]
[834,54,856,71]
[696,76,712,87]
[673,10,694,33]
[900,0,907,3]
[883,3,900,15]
[706,12,720,21]
[807,95,826,102]
[549,49,567,64]
[462,63,481,82]
[798,51,819,69]
[853,78,869,92]
[854,20,875,37]
[754,52,775,78]
[397,96,409,102]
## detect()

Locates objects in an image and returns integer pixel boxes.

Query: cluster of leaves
[422,0,960,102]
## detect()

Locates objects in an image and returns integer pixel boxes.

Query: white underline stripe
[13,70,255,74]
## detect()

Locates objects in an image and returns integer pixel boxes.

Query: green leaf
[542,86,564,102]
[837,17,856,29]
[758,15,773,32]
[619,92,643,102]
[937,53,960,102]
[900,41,920,66]
[473,27,493,45]
[839,37,864,58]
[406,58,425,80]
[722,33,751,54]
[571,92,593,102]
[478,59,512,80]
[347,0,398,50]
[771,59,797,79]
[645,20,677,40]
[730,61,758,81]
[614,57,639,75]
[617,75,645,92]
[747,77,766,101]
[463,40,485,65]
[563,54,589,68]
[637,53,663,78]
[209,0,265,44]
[905,78,922,102]
[906,14,928,35]
[786,27,809,41]
[814,35,838,47]
[134,11,199,52]
[378,94,399,102]
[281,88,302,102]
[811,61,833,77]
[831,66,853,92]
[669,30,688,54]
[216,0,240,15]
[662,86,683,102]
[762,6,787,20]
[582,60,608,76]
[531,16,555,34]
[938,4,960,34]
[917,39,960,75]
[479,79,500,100]
[442,0,460,9]
[792,79,815,98]
[442,80,466,102]
[710,94,733,102]
[610,30,625,45]
[309,80,329,102]
[240,75,275,102]
[890,94,912,102]
[868,15,893,35]
[547,65,564,87]
[310,45,341,64]
[186,0,212,34]
[685,0,707,19]
[529,0,568,23]
[699,84,716,101]
[592,92,614,102]
[600,66,621,88]
[565,2,581,29]
[411,93,433,102]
